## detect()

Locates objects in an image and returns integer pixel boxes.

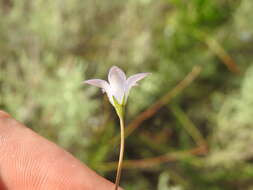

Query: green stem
[114,115,125,190]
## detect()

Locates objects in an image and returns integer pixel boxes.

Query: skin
[0,110,121,190]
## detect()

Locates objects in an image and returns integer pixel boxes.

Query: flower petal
[83,79,109,93]
[125,72,151,98]
[108,66,127,104]
[126,72,151,88]
[84,79,115,104]
[108,66,126,82]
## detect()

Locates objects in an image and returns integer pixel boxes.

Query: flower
[84,66,150,106]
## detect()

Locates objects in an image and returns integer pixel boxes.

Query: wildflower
[84,65,150,190]
[84,66,150,107]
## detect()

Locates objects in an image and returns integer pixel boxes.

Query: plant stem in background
[114,114,125,190]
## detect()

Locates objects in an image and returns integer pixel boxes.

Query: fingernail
[0,111,11,118]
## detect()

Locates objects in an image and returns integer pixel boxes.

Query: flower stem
[114,115,125,190]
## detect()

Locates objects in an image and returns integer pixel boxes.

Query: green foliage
[158,172,183,190]
[209,64,253,166]
[1,0,253,189]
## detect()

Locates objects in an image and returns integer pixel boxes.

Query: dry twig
[205,37,240,74]
[99,144,208,171]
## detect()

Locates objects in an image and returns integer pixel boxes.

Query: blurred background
[0,0,253,189]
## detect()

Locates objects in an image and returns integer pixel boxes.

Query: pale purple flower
[84,66,150,106]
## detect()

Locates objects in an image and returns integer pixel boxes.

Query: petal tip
[82,79,109,90]
[83,80,92,84]
[110,65,124,73]
[109,65,120,72]
[111,65,119,69]
[144,72,152,76]
[108,65,126,81]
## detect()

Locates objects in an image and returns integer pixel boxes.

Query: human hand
[0,111,121,190]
